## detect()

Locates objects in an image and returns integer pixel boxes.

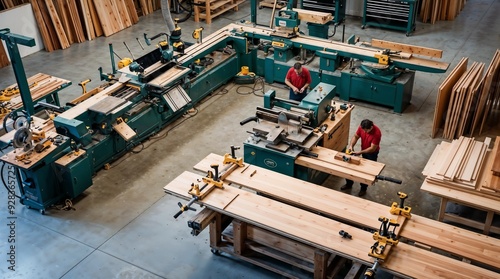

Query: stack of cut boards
[420,0,467,24]
[432,50,500,139]
[28,0,161,53]
[163,153,500,278]
[422,136,500,199]
[0,0,29,10]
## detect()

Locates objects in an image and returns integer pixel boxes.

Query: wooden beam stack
[422,136,497,198]
[420,0,467,24]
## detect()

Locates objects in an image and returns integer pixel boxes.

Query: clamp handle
[376,175,402,184]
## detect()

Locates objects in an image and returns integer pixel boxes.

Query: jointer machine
[0,20,447,213]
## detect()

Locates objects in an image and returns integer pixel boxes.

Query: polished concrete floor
[1,0,500,278]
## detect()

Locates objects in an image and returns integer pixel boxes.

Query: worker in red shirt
[341,119,382,197]
[285,62,312,101]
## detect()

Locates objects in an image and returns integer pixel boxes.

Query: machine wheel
[406,33,410,37]
[361,25,365,29]
[39,209,45,215]
[211,248,221,255]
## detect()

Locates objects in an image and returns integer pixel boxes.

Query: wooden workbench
[164,168,500,278]
[194,154,500,270]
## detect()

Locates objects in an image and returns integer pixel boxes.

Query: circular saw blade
[13,127,32,149]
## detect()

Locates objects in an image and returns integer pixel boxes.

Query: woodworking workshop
[0,0,499,278]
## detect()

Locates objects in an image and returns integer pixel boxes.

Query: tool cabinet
[340,67,415,113]
[362,0,418,36]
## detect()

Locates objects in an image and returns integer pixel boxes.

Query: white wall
[0,3,45,61]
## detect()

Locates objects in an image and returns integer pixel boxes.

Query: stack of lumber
[432,50,500,139]
[441,60,484,140]
[0,0,29,10]
[472,49,500,136]
[422,136,500,198]
[28,0,163,53]
[420,0,467,24]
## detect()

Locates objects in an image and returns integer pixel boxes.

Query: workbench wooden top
[194,153,500,270]
[164,171,499,279]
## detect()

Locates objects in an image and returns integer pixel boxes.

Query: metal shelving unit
[362,0,418,36]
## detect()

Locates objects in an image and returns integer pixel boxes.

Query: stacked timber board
[193,0,245,24]
[163,153,500,277]
[0,0,29,10]
[422,136,500,199]
[420,0,467,24]
[432,50,500,139]
[27,0,162,53]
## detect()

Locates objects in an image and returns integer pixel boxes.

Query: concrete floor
[1,0,500,278]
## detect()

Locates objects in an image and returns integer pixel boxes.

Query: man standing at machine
[341,119,382,197]
[285,63,312,101]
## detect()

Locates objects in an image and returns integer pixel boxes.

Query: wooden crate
[193,0,245,24]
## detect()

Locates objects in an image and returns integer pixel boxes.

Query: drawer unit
[362,0,417,36]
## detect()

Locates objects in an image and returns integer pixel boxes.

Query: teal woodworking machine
[240,83,337,180]
[0,22,447,213]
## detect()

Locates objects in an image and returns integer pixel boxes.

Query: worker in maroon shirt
[285,62,312,101]
[341,119,382,197]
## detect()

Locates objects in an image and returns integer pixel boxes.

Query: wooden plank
[0,40,10,68]
[40,0,64,49]
[286,8,333,25]
[371,39,443,58]
[30,0,55,52]
[165,171,500,278]
[432,57,468,138]
[472,51,499,135]
[124,0,138,24]
[79,0,94,40]
[66,0,86,43]
[115,0,132,28]
[87,0,103,37]
[479,50,500,135]
[55,0,75,44]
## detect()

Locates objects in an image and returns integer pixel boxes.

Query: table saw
[0,23,448,213]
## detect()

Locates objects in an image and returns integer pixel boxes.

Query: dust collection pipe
[161,0,176,34]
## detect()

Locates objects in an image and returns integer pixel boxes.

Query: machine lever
[376,175,402,184]
[240,116,259,126]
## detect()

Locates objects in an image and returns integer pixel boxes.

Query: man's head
[293,62,303,75]
[360,119,374,133]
